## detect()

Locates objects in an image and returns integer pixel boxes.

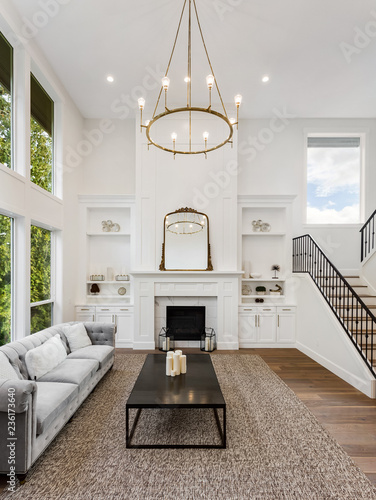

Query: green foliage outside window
[0,215,11,346]
[30,116,53,192]
[0,81,11,168]
[30,225,52,334]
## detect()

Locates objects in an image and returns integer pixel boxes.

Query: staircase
[293,235,376,378]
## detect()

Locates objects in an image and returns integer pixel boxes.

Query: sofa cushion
[38,359,99,389]
[0,351,21,380]
[25,335,67,380]
[62,323,92,352]
[67,345,114,369]
[35,382,78,435]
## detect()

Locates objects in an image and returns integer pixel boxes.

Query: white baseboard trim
[132,341,156,350]
[297,341,376,399]
[115,341,133,348]
[239,343,296,349]
[217,342,239,350]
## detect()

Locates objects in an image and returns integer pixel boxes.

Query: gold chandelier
[137,0,242,158]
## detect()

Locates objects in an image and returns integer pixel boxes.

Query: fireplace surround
[131,271,242,350]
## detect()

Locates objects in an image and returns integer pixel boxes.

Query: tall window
[307,136,361,224]
[0,215,12,346]
[30,225,53,334]
[0,32,13,169]
[30,74,54,193]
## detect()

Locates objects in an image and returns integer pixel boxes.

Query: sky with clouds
[307,146,360,224]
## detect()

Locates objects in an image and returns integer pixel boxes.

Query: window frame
[0,212,14,345]
[0,31,13,171]
[303,130,366,227]
[30,223,55,332]
[30,73,55,195]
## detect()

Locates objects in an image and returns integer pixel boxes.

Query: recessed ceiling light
[184,76,190,83]
[106,75,114,83]
[262,75,270,83]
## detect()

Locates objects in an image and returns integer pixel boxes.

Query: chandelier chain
[192,0,228,118]
[152,0,188,119]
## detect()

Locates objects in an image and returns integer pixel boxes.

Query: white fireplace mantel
[131,271,242,350]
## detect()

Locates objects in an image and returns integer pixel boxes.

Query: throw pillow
[0,351,21,380]
[25,334,67,380]
[62,323,92,352]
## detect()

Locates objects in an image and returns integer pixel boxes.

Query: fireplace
[166,306,205,341]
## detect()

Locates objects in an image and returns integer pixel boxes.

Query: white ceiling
[11,0,376,119]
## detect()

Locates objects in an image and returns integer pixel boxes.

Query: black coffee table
[126,354,226,449]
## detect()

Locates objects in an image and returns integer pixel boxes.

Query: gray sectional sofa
[0,322,115,482]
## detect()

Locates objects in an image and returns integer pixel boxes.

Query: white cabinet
[75,306,95,322]
[75,305,134,348]
[238,305,295,347]
[115,307,134,347]
[258,307,276,343]
[277,306,296,343]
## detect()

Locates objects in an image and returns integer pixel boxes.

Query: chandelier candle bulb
[180,355,187,374]
[166,356,173,376]
[173,353,181,375]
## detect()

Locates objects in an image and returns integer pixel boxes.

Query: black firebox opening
[166,306,205,341]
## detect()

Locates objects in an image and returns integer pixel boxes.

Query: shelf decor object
[115,275,129,281]
[89,275,105,281]
[200,328,216,352]
[270,284,282,296]
[90,283,100,295]
[271,264,280,279]
[136,0,242,158]
[159,327,174,352]
[256,286,266,295]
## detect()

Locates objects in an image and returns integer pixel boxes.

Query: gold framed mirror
[159,208,213,271]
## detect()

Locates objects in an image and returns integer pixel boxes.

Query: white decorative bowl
[251,273,262,279]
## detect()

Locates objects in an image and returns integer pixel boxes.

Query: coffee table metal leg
[126,407,142,448]
[213,406,226,448]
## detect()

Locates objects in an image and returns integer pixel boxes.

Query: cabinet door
[239,312,257,344]
[75,306,95,322]
[115,307,134,347]
[277,307,296,343]
[96,307,115,324]
[258,308,276,343]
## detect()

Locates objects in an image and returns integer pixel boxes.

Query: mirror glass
[160,208,212,271]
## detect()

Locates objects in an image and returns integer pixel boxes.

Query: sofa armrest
[0,379,37,413]
[83,322,116,347]
[0,379,37,474]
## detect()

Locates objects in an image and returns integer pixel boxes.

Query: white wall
[362,252,376,293]
[237,118,376,272]
[296,273,375,398]
[80,119,135,195]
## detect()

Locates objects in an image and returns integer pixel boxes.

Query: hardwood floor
[2,348,376,493]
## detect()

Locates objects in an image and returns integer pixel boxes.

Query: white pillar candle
[166,337,170,350]
[171,369,176,377]
[175,350,182,356]
[180,355,187,374]
[167,351,174,358]
[162,340,167,351]
[205,337,210,351]
[166,356,173,376]
[173,353,181,375]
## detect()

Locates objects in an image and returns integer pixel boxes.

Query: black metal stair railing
[293,234,376,378]
[360,209,376,262]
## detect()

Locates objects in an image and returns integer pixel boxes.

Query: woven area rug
[2,353,376,500]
